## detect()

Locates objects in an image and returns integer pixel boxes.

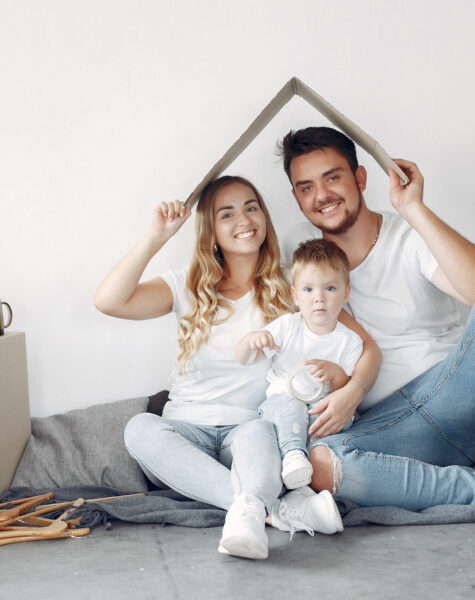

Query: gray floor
[1,521,474,600]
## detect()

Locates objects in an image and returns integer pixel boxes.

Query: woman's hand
[94,200,190,320]
[152,201,191,242]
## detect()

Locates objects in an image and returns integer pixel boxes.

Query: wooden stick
[0,502,85,527]
[0,521,67,538]
[0,527,90,546]
[0,499,84,539]
[0,493,54,523]
[0,495,52,509]
[1,514,83,528]
[0,492,144,527]
[36,491,145,512]
[2,515,54,528]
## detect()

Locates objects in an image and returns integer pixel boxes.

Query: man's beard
[316,193,363,235]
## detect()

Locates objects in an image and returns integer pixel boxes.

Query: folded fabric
[2,486,474,530]
[0,486,226,529]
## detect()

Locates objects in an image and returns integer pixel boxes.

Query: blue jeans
[260,393,316,458]
[260,393,354,459]
[124,414,282,512]
[310,304,475,509]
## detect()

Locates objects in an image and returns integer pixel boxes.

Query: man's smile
[316,198,344,215]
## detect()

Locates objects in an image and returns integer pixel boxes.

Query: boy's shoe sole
[282,466,313,489]
[282,452,313,489]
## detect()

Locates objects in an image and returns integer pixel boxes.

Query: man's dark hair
[277,127,359,182]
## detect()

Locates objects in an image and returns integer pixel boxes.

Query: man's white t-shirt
[263,313,363,398]
[160,268,270,425]
[283,211,463,411]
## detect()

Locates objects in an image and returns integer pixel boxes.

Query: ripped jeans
[309,304,475,510]
[259,393,313,458]
[260,393,353,459]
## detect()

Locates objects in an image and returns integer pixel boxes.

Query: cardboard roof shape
[184,76,408,208]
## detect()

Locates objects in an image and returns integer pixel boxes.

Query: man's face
[290,147,367,235]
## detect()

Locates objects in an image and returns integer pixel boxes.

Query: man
[279,126,475,509]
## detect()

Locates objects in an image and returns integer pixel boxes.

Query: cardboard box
[0,331,31,493]
[184,76,408,208]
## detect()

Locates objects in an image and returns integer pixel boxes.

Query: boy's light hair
[291,239,350,285]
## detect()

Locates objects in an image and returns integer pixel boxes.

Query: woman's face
[213,182,267,260]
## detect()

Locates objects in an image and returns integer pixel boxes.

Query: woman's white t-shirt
[160,268,270,425]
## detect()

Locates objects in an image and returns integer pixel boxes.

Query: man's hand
[389,159,424,220]
[304,359,349,389]
[308,380,363,439]
[389,159,475,304]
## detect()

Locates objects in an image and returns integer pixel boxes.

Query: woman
[94,176,380,559]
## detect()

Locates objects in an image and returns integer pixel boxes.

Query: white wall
[1,0,474,416]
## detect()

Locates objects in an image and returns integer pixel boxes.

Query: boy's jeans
[124,414,282,512]
[260,393,352,459]
[260,393,314,458]
[309,304,475,510]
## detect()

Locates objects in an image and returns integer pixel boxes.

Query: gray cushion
[12,397,149,492]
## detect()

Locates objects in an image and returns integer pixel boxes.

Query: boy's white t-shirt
[160,268,270,425]
[263,312,363,398]
[283,211,463,411]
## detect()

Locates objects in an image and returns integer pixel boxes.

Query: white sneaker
[282,450,313,489]
[218,494,268,559]
[270,486,343,538]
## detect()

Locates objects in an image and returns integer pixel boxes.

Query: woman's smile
[214,182,267,257]
[234,229,257,240]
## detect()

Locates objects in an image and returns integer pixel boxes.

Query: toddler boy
[236,239,363,489]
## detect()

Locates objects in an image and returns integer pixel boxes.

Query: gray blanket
[2,486,474,529]
[5,396,474,528]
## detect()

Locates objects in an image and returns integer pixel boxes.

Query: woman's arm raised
[94,201,191,320]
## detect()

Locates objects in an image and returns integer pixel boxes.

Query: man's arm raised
[389,160,475,305]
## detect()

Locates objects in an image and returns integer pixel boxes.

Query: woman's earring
[213,243,218,253]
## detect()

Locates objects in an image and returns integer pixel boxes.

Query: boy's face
[291,264,350,334]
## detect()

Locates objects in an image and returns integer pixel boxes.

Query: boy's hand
[235,330,280,364]
[304,359,349,388]
[308,386,359,439]
[247,330,280,353]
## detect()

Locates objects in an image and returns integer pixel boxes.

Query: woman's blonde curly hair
[176,176,292,370]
